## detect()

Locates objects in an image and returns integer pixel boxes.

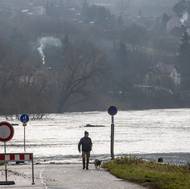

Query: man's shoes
[86,167,88,170]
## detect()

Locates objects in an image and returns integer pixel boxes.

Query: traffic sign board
[108,106,118,116]
[20,114,29,123]
[0,122,14,142]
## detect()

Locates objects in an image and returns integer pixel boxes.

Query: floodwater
[1,109,190,162]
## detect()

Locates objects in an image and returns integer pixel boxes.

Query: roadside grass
[103,156,190,189]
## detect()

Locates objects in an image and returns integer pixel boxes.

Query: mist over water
[2,109,190,161]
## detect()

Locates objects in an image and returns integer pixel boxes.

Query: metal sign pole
[24,124,26,152]
[111,115,114,160]
[31,154,35,185]
[20,114,29,152]
[4,142,8,182]
[0,121,15,185]
[108,106,117,160]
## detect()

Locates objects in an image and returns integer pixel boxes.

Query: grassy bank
[103,156,190,189]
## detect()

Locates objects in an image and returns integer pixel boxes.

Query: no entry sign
[0,122,14,142]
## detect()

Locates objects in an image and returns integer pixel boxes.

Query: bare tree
[54,40,106,112]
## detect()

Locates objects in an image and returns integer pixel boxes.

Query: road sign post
[108,106,118,160]
[0,121,15,185]
[4,141,7,182]
[24,124,26,152]
[20,114,29,152]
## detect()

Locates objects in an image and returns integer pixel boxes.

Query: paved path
[0,164,146,189]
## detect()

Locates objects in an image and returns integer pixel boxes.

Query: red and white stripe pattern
[0,153,33,161]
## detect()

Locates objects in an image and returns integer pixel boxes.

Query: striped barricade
[0,153,33,161]
[0,153,35,185]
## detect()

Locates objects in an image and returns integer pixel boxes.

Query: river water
[1,109,190,163]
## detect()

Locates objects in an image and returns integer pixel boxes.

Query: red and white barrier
[0,153,33,161]
[0,153,35,185]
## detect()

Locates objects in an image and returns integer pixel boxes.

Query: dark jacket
[78,136,92,152]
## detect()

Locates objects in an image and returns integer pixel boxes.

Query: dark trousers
[82,151,90,169]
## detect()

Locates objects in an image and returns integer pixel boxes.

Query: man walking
[78,131,92,170]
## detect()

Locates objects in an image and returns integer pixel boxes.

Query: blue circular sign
[20,114,29,123]
[108,106,118,116]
